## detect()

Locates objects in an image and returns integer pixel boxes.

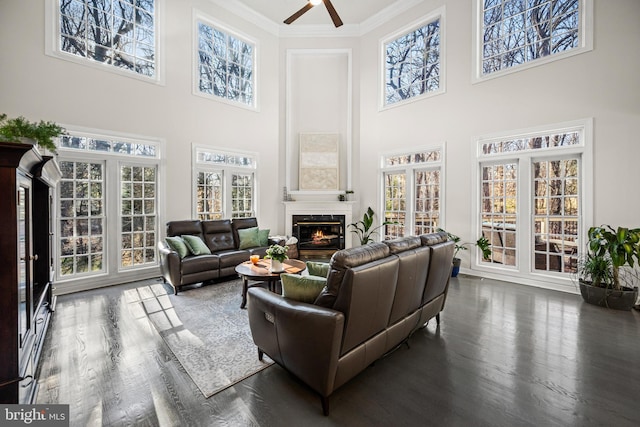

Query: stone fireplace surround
[284,201,357,250]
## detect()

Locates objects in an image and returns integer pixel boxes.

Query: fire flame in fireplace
[312,229,325,243]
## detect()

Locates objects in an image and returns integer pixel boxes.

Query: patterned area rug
[139,279,273,398]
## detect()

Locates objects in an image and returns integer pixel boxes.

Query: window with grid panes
[58,0,157,78]
[196,171,223,220]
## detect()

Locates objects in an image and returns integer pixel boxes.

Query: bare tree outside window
[385,18,441,106]
[482,0,579,75]
[198,22,255,106]
[59,0,156,77]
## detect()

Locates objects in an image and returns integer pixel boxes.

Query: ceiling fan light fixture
[310,0,322,5]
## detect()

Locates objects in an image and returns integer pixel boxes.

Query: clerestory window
[382,7,444,108]
[196,14,256,109]
[475,0,592,80]
[56,0,158,79]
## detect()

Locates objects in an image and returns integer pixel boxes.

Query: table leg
[241,277,248,309]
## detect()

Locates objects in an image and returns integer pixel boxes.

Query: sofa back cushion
[333,256,399,355]
[202,220,236,252]
[387,245,431,325]
[231,218,259,249]
[422,240,455,305]
[167,220,203,238]
[313,242,390,308]
[384,236,422,254]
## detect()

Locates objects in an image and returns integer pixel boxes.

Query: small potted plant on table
[265,244,289,273]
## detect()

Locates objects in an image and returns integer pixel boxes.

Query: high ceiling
[219,0,423,35]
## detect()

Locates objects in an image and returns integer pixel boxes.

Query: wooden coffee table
[236,258,307,308]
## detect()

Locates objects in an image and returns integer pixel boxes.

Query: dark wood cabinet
[0,141,60,404]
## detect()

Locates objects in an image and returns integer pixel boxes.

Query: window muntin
[383,15,442,106]
[197,20,255,107]
[480,163,518,267]
[120,165,157,268]
[59,160,105,277]
[533,158,579,273]
[480,0,582,76]
[382,147,443,240]
[384,172,406,239]
[477,123,586,278]
[414,169,440,235]
[58,0,156,77]
[194,146,257,219]
[196,171,223,220]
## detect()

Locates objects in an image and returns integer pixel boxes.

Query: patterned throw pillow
[281,274,327,304]
[181,235,212,255]
[165,236,189,259]
[238,227,260,249]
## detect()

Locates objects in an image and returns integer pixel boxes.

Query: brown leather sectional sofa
[158,217,273,295]
[247,232,454,415]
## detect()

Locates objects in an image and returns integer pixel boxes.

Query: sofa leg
[321,396,330,416]
[174,286,179,296]
[258,348,264,361]
[436,313,440,325]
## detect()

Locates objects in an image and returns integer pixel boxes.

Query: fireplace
[293,214,345,258]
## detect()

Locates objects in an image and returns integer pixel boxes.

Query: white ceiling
[236,0,396,26]
[210,0,424,36]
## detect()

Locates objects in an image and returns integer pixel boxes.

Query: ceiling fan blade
[284,3,314,25]
[323,0,344,27]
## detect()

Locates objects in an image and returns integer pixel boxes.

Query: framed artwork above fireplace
[299,132,339,191]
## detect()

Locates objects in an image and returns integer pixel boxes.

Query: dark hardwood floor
[36,275,640,426]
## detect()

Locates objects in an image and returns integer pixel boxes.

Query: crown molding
[208,0,425,38]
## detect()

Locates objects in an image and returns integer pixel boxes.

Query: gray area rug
[139,279,273,398]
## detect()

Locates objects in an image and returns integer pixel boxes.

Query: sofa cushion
[231,217,259,249]
[165,236,189,259]
[258,228,270,246]
[384,236,422,254]
[218,250,251,268]
[238,227,260,249]
[306,261,330,278]
[167,220,203,238]
[202,220,235,252]
[181,254,219,275]
[281,273,327,304]
[182,235,212,255]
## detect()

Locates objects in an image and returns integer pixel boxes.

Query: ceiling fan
[284,0,344,28]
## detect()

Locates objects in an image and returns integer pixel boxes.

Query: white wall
[0,0,282,233]
[358,0,640,280]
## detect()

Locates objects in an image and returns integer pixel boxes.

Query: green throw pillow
[306,261,330,278]
[181,235,211,255]
[166,236,189,259]
[238,227,260,249]
[281,274,327,304]
[258,228,270,246]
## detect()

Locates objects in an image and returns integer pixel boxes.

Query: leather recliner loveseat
[247,232,454,415]
[158,217,274,295]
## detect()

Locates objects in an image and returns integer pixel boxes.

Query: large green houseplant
[0,113,66,154]
[348,207,396,245]
[577,225,640,310]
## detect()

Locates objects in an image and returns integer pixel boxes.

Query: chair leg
[258,348,264,361]
[321,396,330,416]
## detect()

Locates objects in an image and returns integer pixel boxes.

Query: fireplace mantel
[284,201,357,249]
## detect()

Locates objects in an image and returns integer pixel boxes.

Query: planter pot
[270,259,284,273]
[451,258,461,277]
[579,280,638,311]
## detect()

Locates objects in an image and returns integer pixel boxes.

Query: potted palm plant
[348,207,396,245]
[577,225,640,310]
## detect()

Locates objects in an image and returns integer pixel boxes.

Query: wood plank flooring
[36,276,640,426]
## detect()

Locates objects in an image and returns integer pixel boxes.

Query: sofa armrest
[247,287,344,397]
[158,241,181,290]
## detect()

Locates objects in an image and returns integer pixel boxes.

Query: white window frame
[472,119,593,293]
[192,145,259,219]
[54,126,165,294]
[472,0,593,83]
[379,6,446,111]
[380,144,446,239]
[193,10,259,111]
[45,0,165,85]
